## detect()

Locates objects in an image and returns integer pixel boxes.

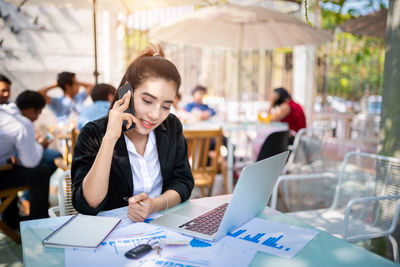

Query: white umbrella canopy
[150,4,333,50]
[6,0,209,13]
[5,0,209,83]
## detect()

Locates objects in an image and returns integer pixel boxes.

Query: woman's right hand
[104,90,137,142]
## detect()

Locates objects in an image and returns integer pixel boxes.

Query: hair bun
[138,43,165,58]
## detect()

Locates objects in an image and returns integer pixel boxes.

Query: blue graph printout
[227,217,319,259]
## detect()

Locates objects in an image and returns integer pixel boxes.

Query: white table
[21,195,397,266]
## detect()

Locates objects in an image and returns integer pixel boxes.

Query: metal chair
[48,169,78,217]
[183,129,224,197]
[284,127,344,175]
[271,151,400,262]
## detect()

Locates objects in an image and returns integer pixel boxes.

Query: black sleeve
[71,121,108,215]
[164,119,194,202]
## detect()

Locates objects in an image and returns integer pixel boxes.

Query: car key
[124,244,152,259]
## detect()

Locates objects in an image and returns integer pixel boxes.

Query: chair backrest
[331,152,400,236]
[256,130,288,162]
[183,129,223,186]
[284,129,338,174]
[58,169,78,216]
[283,128,307,173]
[70,128,79,157]
[61,128,80,167]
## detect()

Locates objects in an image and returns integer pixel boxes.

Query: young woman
[71,44,194,222]
[267,87,306,134]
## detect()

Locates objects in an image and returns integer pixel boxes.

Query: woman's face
[271,91,280,104]
[132,77,176,135]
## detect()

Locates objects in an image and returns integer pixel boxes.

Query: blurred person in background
[16,91,62,175]
[170,92,189,122]
[185,85,216,121]
[171,92,182,114]
[268,87,306,143]
[77,83,116,130]
[0,74,19,115]
[38,71,94,124]
[0,74,12,105]
[0,90,52,229]
[0,75,63,173]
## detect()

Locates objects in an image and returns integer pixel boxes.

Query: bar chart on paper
[229,230,290,251]
[226,218,319,259]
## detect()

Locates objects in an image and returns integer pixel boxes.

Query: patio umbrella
[149,4,332,50]
[149,4,332,99]
[339,9,387,39]
[7,0,209,13]
[7,0,209,83]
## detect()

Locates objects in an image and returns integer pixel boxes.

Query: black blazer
[71,114,194,215]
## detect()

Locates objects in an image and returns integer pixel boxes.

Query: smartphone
[117,83,135,130]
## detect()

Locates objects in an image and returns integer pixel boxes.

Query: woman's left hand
[127,193,154,222]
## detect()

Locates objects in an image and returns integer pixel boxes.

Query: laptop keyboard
[178,203,228,235]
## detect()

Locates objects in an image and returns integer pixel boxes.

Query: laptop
[150,151,289,241]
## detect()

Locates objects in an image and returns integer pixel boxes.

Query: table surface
[21,195,397,267]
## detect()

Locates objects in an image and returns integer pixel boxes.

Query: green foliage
[314,0,388,100]
[317,32,385,100]
[320,8,351,30]
[304,0,314,26]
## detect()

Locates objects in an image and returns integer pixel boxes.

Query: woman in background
[268,87,306,142]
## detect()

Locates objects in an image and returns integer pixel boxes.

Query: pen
[123,196,148,207]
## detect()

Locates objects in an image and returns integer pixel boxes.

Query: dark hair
[111,44,181,108]
[57,72,76,92]
[16,90,46,111]
[191,85,207,96]
[91,83,116,102]
[273,87,291,107]
[0,74,11,85]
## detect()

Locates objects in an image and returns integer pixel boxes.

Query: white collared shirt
[124,131,163,198]
[0,106,43,167]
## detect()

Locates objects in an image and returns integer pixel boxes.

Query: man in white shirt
[0,91,51,229]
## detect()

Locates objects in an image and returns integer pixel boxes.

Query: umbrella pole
[237,48,242,113]
[236,22,244,115]
[92,0,99,84]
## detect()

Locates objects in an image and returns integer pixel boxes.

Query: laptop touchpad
[174,205,210,217]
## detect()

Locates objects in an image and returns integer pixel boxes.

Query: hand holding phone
[117,83,135,131]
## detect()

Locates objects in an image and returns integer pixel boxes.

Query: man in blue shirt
[77,83,116,129]
[185,85,216,120]
[38,72,93,123]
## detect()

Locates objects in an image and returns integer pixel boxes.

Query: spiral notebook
[42,214,121,248]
